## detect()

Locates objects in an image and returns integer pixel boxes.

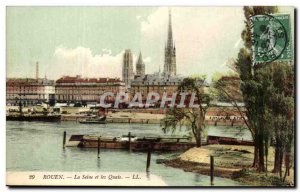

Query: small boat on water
[120,134,138,142]
[78,116,107,124]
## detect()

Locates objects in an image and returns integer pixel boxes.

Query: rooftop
[131,73,210,87]
[56,75,123,84]
[6,78,54,86]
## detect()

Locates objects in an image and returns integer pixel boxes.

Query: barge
[207,135,254,146]
[66,134,196,152]
[65,133,254,152]
[78,116,107,124]
[6,114,61,122]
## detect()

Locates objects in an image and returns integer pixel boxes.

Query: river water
[6,121,251,186]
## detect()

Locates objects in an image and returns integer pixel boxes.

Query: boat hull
[78,120,107,124]
[6,115,61,122]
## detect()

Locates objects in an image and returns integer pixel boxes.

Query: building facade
[164,9,176,77]
[55,75,125,104]
[130,74,209,104]
[6,78,55,106]
[131,74,183,101]
[122,49,134,88]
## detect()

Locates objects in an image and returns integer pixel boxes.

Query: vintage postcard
[6,6,295,187]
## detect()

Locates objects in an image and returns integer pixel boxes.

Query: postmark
[249,14,291,63]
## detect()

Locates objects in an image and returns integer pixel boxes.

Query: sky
[6,6,293,81]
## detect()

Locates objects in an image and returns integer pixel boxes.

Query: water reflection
[146,171,151,181]
[194,174,202,183]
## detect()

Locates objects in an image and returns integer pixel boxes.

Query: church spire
[164,8,176,77]
[136,51,145,76]
[137,52,143,64]
[167,8,173,48]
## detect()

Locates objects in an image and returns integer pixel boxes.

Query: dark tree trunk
[284,138,292,177]
[284,152,290,177]
[192,124,201,148]
[195,126,201,147]
[279,150,284,179]
[265,136,269,174]
[252,142,259,168]
[283,165,288,183]
[272,139,284,174]
[265,151,268,174]
[251,128,259,168]
[272,146,281,173]
[196,137,201,147]
[257,134,265,172]
[196,111,202,148]
[283,150,291,182]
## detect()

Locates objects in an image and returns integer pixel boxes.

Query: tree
[266,63,294,180]
[162,108,202,147]
[214,76,243,103]
[233,6,280,172]
[161,77,210,147]
[235,6,294,175]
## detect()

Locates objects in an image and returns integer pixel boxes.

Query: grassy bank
[161,145,294,187]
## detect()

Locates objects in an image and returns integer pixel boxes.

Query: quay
[6,114,246,126]
[60,115,161,124]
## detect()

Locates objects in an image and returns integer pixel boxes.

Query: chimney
[36,62,39,79]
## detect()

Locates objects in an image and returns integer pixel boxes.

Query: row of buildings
[6,10,209,107]
[6,75,125,106]
[6,73,204,107]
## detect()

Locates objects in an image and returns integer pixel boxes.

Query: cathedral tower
[122,49,134,87]
[164,9,176,76]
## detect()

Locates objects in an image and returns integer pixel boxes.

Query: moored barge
[66,134,196,152]
[6,115,61,122]
[78,116,107,124]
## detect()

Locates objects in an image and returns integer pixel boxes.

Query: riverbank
[60,111,165,124]
[161,145,294,186]
[6,106,246,125]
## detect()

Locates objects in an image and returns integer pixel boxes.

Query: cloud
[140,7,245,79]
[48,46,130,80]
[47,46,152,80]
[143,57,151,64]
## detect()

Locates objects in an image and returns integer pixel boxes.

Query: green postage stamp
[251,14,292,63]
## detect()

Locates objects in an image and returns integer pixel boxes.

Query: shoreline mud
[159,145,294,186]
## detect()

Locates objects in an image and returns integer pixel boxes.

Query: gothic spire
[167,8,173,48]
[136,51,145,76]
[137,52,143,64]
[164,8,176,77]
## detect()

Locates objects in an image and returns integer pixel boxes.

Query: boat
[120,134,138,142]
[67,134,196,151]
[7,102,61,122]
[207,135,254,146]
[6,114,61,122]
[78,116,107,124]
